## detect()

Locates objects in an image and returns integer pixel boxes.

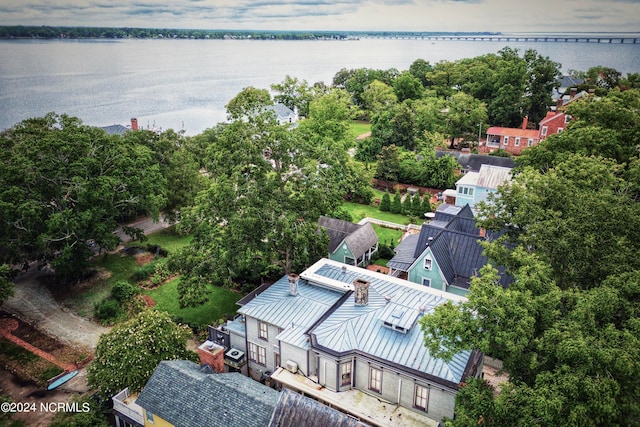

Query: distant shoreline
[1,26,638,42]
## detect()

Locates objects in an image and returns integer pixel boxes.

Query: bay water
[1,37,639,135]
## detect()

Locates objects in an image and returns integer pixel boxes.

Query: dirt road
[2,268,110,352]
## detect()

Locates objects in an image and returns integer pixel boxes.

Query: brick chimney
[521,115,528,130]
[198,341,225,373]
[570,87,577,98]
[131,117,138,131]
[353,278,370,306]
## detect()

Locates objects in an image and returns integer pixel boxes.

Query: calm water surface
[1,38,639,135]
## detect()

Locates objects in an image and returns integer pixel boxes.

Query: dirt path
[1,268,110,352]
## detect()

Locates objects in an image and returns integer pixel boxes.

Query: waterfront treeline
[0,25,498,41]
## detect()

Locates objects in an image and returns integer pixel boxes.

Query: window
[369,367,382,393]
[422,278,431,287]
[515,137,520,147]
[258,321,268,340]
[146,411,155,423]
[345,256,355,265]
[468,188,474,196]
[528,138,534,147]
[424,257,432,271]
[414,384,430,411]
[565,114,571,123]
[503,136,509,145]
[541,126,548,136]
[341,362,352,386]
[249,342,267,365]
[457,186,463,194]
[558,127,563,133]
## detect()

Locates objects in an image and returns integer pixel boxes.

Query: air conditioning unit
[285,360,298,373]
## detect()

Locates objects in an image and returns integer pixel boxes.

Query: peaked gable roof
[136,360,279,427]
[476,164,512,190]
[435,150,516,172]
[318,217,378,258]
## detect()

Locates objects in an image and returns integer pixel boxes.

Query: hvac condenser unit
[285,360,298,373]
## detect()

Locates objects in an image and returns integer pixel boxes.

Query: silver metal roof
[308,263,471,384]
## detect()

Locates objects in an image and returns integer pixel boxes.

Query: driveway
[1,215,172,352]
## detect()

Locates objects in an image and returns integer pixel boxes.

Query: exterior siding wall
[280,342,309,376]
[329,243,355,265]
[317,354,339,391]
[245,317,276,380]
[353,358,457,423]
[143,411,173,427]
[408,249,446,291]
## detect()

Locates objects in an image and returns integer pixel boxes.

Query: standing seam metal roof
[308,264,471,384]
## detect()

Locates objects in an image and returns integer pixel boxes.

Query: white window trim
[515,137,520,146]
[541,126,548,136]
[414,384,430,411]
[528,138,534,147]
[340,362,352,386]
[424,257,432,271]
[369,367,382,393]
[249,342,267,366]
[503,136,509,145]
[258,321,268,340]
[422,278,431,287]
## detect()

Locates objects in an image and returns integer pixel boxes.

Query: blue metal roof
[238,274,345,332]
[308,263,471,384]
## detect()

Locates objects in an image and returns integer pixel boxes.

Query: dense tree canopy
[421,151,640,424]
[87,310,196,398]
[0,113,166,280]
[170,88,357,307]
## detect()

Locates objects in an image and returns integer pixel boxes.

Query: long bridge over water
[361,34,639,44]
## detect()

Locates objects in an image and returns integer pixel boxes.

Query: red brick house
[481,116,540,156]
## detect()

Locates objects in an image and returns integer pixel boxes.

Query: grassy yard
[348,120,371,142]
[372,224,404,247]
[66,226,192,317]
[145,277,241,327]
[342,202,411,225]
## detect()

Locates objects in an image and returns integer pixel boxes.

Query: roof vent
[385,295,392,304]
[353,278,370,306]
[288,273,299,296]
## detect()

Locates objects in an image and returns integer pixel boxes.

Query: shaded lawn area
[342,202,411,225]
[65,226,192,317]
[145,277,241,327]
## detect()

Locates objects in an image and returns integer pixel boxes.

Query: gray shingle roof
[436,150,516,172]
[318,217,378,258]
[269,388,371,427]
[386,234,419,272]
[100,124,129,135]
[135,360,279,427]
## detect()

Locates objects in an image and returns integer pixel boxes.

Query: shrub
[379,191,391,212]
[94,299,122,325]
[111,281,139,302]
[131,263,155,282]
[377,243,395,259]
[329,206,353,222]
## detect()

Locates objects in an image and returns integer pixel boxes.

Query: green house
[387,204,512,295]
[318,216,378,267]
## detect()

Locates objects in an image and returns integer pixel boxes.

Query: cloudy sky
[1,0,639,33]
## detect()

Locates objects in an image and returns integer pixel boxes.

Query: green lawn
[135,225,192,252]
[372,224,404,247]
[349,121,371,142]
[342,202,411,225]
[145,277,241,327]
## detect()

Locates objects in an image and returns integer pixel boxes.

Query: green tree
[374,144,401,184]
[225,86,272,120]
[391,190,402,214]
[379,191,391,212]
[87,310,196,398]
[409,58,433,87]
[271,75,314,117]
[0,264,15,305]
[0,113,166,281]
[362,80,397,117]
[524,49,562,124]
[445,92,487,149]
[393,71,423,102]
[172,87,346,306]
